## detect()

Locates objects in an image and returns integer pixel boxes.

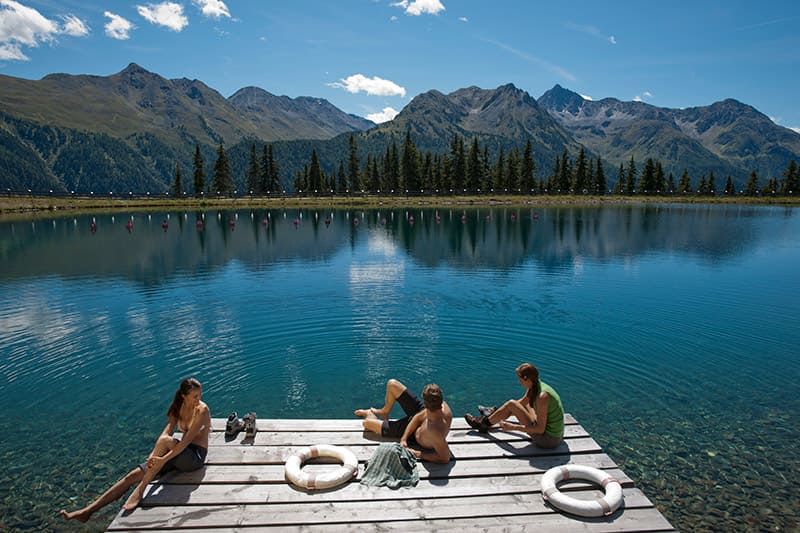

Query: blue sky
[1,0,799,130]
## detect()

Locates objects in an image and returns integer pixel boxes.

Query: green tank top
[536,380,564,438]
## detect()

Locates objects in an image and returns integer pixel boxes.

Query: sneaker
[478,405,497,418]
[464,414,490,434]
[243,412,258,439]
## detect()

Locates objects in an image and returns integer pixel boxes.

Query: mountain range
[0,63,798,193]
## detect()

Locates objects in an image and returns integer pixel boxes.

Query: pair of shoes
[225,412,245,437]
[243,412,257,439]
[478,405,497,418]
[464,414,491,434]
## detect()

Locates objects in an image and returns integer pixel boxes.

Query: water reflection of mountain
[0,206,788,284]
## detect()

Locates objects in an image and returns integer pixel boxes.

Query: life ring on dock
[541,465,623,517]
[284,444,358,490]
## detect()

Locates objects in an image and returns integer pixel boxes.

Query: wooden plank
[161,452,623,484]
[205,424,589,446]
[208,414,579,432]
[140,468,635,506]
[108,488,652,530]
[200,436,603,464]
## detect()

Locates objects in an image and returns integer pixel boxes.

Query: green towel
[360,442,419,488]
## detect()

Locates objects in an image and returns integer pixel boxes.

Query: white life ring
[284,444,358,490]
[541,465,623,517]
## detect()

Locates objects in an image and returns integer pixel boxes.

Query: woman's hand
[147,455,167,470]
[499,420,514,431]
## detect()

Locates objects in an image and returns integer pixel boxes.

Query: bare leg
[123,435,176,511]
[488,399,534,428]
[355,379,407,433]
[59,467,143,522]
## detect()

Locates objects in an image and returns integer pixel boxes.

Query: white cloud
[458,16,468,22]
[0,0,58,61]
[633,91,652,102]
[392,0,445,16]
[566,22,616,45]
[328,74,406,97]
[790,127,800,134]
[366,106,400,123]
[61,15,89,37]
[390,15,398,21]
[137,2,188,32]
[643,91,652,97]
[633,95,642,102]
[769,115,780,124]
[192,0,230,19]
[580,93,593,101]
[104,11,133,40]
[608,35,616,44]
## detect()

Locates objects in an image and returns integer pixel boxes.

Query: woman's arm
[502,392,549,435]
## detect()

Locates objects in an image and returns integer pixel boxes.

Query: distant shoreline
[1,194,798,220]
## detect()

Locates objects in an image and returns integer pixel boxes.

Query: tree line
[172,136,800,198]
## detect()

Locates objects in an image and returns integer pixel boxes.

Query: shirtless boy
[355,379,452,463]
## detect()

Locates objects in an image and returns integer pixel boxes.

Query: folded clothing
[360,442,419,488]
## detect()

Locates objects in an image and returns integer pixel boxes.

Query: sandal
[225,412,244,437]
[243,412,257,439]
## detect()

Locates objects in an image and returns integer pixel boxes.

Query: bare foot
[354,408,373,418]
[354,407,387,419]
[122,490,142,512]
[59,508,91,523]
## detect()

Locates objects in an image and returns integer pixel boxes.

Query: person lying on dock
[59,377,211,522]
[464,362,564,449]
[355,379,452,463]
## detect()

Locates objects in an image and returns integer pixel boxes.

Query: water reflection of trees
[0,205,784,284]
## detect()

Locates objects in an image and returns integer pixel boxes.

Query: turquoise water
[0,205,798,531]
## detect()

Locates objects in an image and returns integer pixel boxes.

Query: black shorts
[381,389,425,438]
[140,441,208,476]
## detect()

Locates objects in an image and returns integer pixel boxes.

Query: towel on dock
[360,442,419,488]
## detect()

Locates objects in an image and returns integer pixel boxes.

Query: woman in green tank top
[464,363,564,449]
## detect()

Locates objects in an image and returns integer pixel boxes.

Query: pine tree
[625,155,637,194]
[697,175,708,195]
[655,161,665,193]
[572,147,588,193]
[172,162,183,196]
[401,131,419,192]
[494,148,506,191]
[744,170,759,196]
[678,169,691,193]
[466,138,481,192]
[451,135,466,192]
[708,171,716,195]
[348,134,360,192]
[387,141,400,192]
[639,158,655,194]
[595,157,607,195]
[268,145,280,193]
[521,140,536,193]
[724,176,735,195]
[667,172,676,193]
[613,163,625,194]
[211,143,233,194]
[558,149,572,193]
[336,161,347,193]
[782,159,799,195]
[308,149,322,193]
[370,155,381,192]
[507,148,521,192]
[246,143,260,194]
[192,144,205,196]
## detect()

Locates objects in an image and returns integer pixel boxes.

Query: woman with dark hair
[464,363,564,448]
[60,377,211,522]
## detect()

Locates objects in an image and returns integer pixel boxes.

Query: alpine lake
[0,204,798,532]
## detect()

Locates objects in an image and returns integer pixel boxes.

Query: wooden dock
[107,415,674,532]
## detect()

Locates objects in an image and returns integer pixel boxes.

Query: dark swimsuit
[139,418,208,475]
[381,389,425,439]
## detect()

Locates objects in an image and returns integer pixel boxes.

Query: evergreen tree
[613,163,625,194]
[655,161,665,193]
[667,172,676,193]
[402,131,419,192]
[572,147,588,193]
[370,155,381,192]
[451,135,466,191]
[708,171,716,195]
[639,158,655,193]
[211,143,233,194]
[724,176,735,195]
[387,142,400,192]
[260,145,270,193]
[466,138,481,192]
[744,170,759,196]
[293,165,307,194]
[348,134,360,192]
[246,143,260,193]
[192,144,205,196]
[482,146,492,191]
[678,169,691,193]
[595,157,607,195]
[507,148,521,192]
[172,162,183,196]
[697,175,708,195]
[558,149,572,193]
[308,149,322,193]
[268,145,280,193]
[421,152,433,191]
[625,155,637,194]
[762,177,778,195]
[521,140,536,193]
[781,159,799,195]
[494,148,506,191]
